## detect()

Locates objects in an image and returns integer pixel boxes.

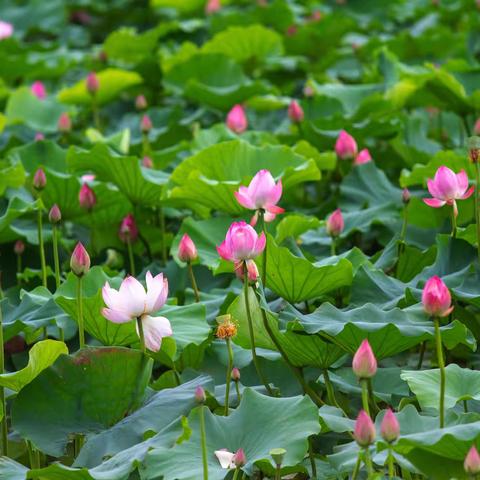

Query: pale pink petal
[433,166,458,200]
[263,211,276,222]
[456,170,469,194]
[217,241,233,261]
[214,450,235,469]
[265,178,283,206]
[139,315,172,352]
[145,272,168,312]
[423,198,446,208]
[102,282,121,310]
[249,211,259,226]
[102,307,132,324]
[254,232,266,256]
[247,170,276,208]
[119,276,147,317]
[461,185,475,200]
[234,188,255,209]
[427,178,442,199]
[267,205,285,214]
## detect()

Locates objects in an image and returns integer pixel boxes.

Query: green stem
[475,162,480,263]
[224,338,233,416]
[243,265,273,395]
[199,406,209,480]
[0,304,7,456]
[388,448,395,478]
[367,378,379,415]
[92,97,100,130]
[417,341,426,370]
[52,225,61,290]
[275,466,281,480]
[364,447,374,476]
[259,210,267,287]
[232,468,240,480]
[434,317,445,428]
[126,237,135,277]
[351,452,362,480]
[309,436,317,479]
[235,380,241,403]
[464,399,469,413]
[77,276,85,349]
[142,132,150,157]
[323,369,341,409]
[451,205,457,238]
[159,206,167,266]
[37,207,47,288]
[188,262,200,302]
[137,317,146,354]
[361,379,370,417]
[330,238,336,256]
[16,254,21,276]
[399,206,409,243]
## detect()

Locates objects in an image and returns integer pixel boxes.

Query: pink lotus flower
[465,445,480,474]
[231,367,240,381]
[58,112,72,132]
[101,272,172,352]
[70,242,90,277]
[234,169,284,225]
[217,221,266,263]
[14,240,25,255]
[423,166,474,217]
[326,209,344,237]
[141,114,153,133]
[335,130,357,160]
[33,168,47,190]
[34,133,44,142]
[354,148,372,165]
[119,214,139,243]
[31,81,46,100]
[142,156,153,168]
[0,21,13,40]
[48,204,62,224]
[226,104,247,134]
[381,409,400,443]
[354,410,376,447]
[288,100,304,123]
[233,449,246,467]
[352,339,377,379]
[205,0,221,14]
[135,94,147,110]
[79,183,96,211]
[214,448,246,469]
[86,72,99,95]
[178,234,198,263]
[422,276,453,318]
[195,385,206,403]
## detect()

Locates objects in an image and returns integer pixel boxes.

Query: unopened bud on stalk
[14,240,25,255]
[195,386,206,404]
[231,367,240,382]
[86,72,99,95]
[33,168,47,190]
[70,242,90,277]
[48,204,62,224]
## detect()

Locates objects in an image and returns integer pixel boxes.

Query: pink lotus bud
[14,240,25,255]
[226,104,247,134]
[48,204,62,224]
[141,114,152,133]
[354,410,376,447]
[178,234,198,263]
[205,0,221,14]
[58,112,72,133]
[0,21,13,40]
[286,25,298,36]
[34,133,44,142]
[31,81,46,100]
[352,339,377,379]
[135,94,147,110]
[234,259,259,283]
[33,168,47,190]
[86,71,99,95]
[233,448,246,468]
[402,188,411,204]
[118,214,138,243]
[195,386,206,403]
[70,242,90,276]
[326,209,344,237]
[354,148,372,165]
[474,119,480,136]
[79,183,96,211]
[335,130,358,160]
[422,276,453,318]
[217,222,265,263]
[381,409,400,443]
[142,156,153,168]
[465,446,480,474]
[288,100,304,123]
[231,367,240,381]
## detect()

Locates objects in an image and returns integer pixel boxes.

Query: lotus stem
[388,448,395,478]
[0,303,7,456]
[235,380,241,403]
[199,406,209,480]
[323,368,340,408]
[188,261,200,302]
[364,447,374,476]
[92,97,100,130]
[16,253,21,277]
[126,237,135,277]
[351,452,362,480]
[309,436,317,479]
[224,338,233,416]
[361,379,370,417]
[434,317,445,428]
[37,206,47,288]
[259,210,267,287]
[159,206,167,266]
[330,239,336,256]
[232,468,240,480]
[77,276,85,349]
[451,206,457,238]
[137,317,145,354]
[52,225,61,289]
[417,341,426,370]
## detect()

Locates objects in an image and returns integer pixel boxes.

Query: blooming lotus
[214,449,246,469]
[234,169,284,225]
[101,272,172,352]
[226,104,247,134]
[423,166,474,216]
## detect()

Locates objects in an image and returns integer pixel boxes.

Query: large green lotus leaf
[5,87,71,133]
[0,339,67,392]
[12,347,153,456]
[228,286,344,369]
[168,140,320,215]
[7,139,67,173]
[0,160,24,195]
[0,196,40,244]
[75,376,213,468]
[256,235,352,303]
[282,303,475,358]
[275,214,321,244]
[0,457,26,480]
[57,68,142,106]
[67,144,167,206]
[201,24,283,63]
[142,389,319,480]
[150,0,204,13]
[401,364,480,412]
[165,53,270,110]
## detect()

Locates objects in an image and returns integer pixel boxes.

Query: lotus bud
[352,339,377,379]
[326,209,344,237]
[86,71,99,95]
[14,240,25,255]
[286,25,298,36]
[468,136,480,164]
[135,94,147,110]
[335,130,358,160]
[58,112,72,133]
[48,204,62,224]
[354,148,372,165]
[141,114,152,133]
[234,259,259,283]
[32,168,47,191]
[354,410,376,447]
[380,409,400,443]
[178,233,198,263]
[79,183,96,211]
[270,448,286,467]
[226,104,247,134]
[465,446,480,474]
[34,133,44,141]
[288,100,304,123]
[205,0,221,14]
[0,21,13,40]
[142,156,153,168]
[70,242,90,277]
[118,214,138,243]
[402,188,411,204]
[195,386,206,404]
[231,367,240,382]
[422,276,453,318]
[233,449,246,468]
[31,81,46,100]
